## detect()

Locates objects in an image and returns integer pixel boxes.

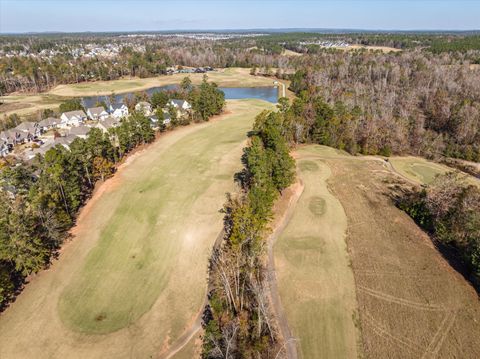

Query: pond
[80,86,278,108]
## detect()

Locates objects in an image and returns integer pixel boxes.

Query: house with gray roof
[54,134,77,149]
[135,101,152,115]
[38,117,59,132]
[109,104,129,119]
[69,125,91,139]
[60,110,87,128]
[96,116,120,133]
[169,99,191,111]
[87,106,109,120]
[14,121,40,139]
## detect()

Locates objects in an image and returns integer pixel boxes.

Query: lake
[81,86,278,108]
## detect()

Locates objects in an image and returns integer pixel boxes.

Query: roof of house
[0,130,12,140]
[69,125,91,137]
[54,134,77,146]
[87,107,107,116]
[38,117,59,127]
[135,101,151,108]
[15,121,38,132]
[110,104,127,111]
[170,99,189,107]
[102,116,120,128]
[62,110,87,120]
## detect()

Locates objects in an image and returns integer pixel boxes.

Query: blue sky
[0,0,479,33]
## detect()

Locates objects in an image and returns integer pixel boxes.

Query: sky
[0,0,479,33]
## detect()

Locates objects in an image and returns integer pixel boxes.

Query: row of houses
[1,99,192,159]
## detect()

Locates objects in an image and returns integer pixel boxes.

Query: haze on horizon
[1,0,479,34]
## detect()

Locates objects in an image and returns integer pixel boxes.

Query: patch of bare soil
[326,157,480,359]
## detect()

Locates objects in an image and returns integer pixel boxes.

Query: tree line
[0,78,225,309]
[202,110,295,358]
[396,173,480,287]
[282,52,480,162]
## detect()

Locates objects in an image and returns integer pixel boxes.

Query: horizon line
[1,27,480,36]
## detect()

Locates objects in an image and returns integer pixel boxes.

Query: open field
[344,45,402,52]
[0,99,275,358]
[305,146,480,358]
[273,146,360,359]
[389,156,480,187]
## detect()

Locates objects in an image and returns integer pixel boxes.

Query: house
[54,134,77,149]
[60,110,87,128]
[87,106,109,121]
[160,110,172,125]
[169,99,191,111]
[14,121,40,139]
[96,116,120,133]
[23,142,54,160]
[135,101,152,115]
[109,104,129,119]
[38,117,59,132]
[0,141,9,157]
[69,125,91,139]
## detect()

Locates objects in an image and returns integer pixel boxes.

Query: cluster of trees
[202,110,295,358]
[0,114,155,308]
[397,173,480,285]
[2,32,480,95]
[284,50,480,162]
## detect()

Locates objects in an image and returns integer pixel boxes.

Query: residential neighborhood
[0,98,191,161]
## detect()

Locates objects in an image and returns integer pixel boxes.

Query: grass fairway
[389,157,451,184]
[274,146,360,359]
[47,68,277,97]
[389,156,480,187]
[0,99,275,358]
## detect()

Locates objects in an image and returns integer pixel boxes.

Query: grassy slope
[0,99,275,359]
[274,146,360,359]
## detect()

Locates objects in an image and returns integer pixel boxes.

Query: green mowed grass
[0,99,274,358]
[68,80,146,93]
[59,100,274,334]
[389,157,450,185]
[274,146,360,359]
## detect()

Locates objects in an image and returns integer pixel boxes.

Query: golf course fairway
[274,146,360,359]
[0,99,275,359]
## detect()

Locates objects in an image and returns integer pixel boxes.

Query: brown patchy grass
[309,146,480,359]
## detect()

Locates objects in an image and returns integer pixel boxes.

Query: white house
[169,99,191,111]
[109,104,129,119]
[135,101,152,115]
[60,110,87,128]
[87,106,109,121]
[38,117,59,132]
[96,116,120,133]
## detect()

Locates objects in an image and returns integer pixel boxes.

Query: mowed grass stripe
[0,99,275,359]
[274,146,360,359]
